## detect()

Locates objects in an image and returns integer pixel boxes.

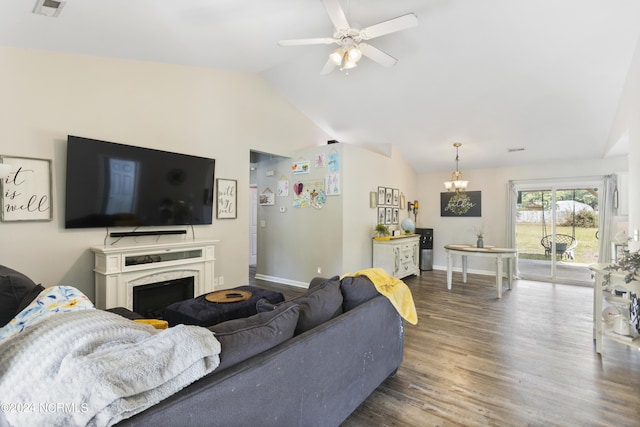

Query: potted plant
[374,223,391,240]
[604,249,640,286]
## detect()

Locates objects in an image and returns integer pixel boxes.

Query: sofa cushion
[257,276,343,335]
[209,302,300,371]
[0,265,39,327]
[340,275,380,312]
[291,276,343,335]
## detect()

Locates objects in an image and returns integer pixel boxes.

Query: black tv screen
[65,135,215,229]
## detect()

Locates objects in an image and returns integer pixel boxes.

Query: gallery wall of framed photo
[376,186,401,225]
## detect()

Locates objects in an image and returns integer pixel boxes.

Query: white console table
[92,240,218,310]
[445,244,517,299]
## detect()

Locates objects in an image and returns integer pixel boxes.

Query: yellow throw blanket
[343,268,418,325]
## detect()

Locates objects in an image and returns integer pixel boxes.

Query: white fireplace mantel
[91,239,218,310]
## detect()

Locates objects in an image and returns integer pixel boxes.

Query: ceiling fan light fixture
[279,2,418,75]
[341,60,357,70]
[329,48,345,66]
[347,46,362,62]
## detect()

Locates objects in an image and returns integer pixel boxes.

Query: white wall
[607,35,640,252]
[417,156,628,273]
[0,47,330,300]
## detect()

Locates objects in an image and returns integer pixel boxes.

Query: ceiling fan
[278,0,418,74]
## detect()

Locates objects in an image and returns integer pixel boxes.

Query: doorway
[249,185,257,266]
[512,179,602,285]
[248,149,289,278]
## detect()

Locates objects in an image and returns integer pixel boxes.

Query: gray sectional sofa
[119,275,405,427]
[0,266,404,427]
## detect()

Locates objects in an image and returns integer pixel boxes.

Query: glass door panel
[516,188,552,279]
[553,187,599,284]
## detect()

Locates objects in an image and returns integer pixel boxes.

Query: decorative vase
[477,238,484,248]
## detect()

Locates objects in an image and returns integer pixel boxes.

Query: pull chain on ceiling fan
[278,0,418,74]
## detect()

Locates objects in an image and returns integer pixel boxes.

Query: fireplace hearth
[92,240,218,311]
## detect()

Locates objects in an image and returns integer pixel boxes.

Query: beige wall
[0,47,330,299]
[341,143,418,274]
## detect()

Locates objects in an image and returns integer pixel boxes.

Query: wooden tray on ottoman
[205,290,252,303]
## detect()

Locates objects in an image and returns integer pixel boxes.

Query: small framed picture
[611,242,628,262]
[392,188,399,206]
[259,188,275,206]
[385,188,393,205]
[291,160,310,174]
[385,207,393,225]
[370,192,378,208]
[216,178,237,219]
[0,156,52,222]
[377,187,386,206]
[377,207,386,224]
[392,208,399,224]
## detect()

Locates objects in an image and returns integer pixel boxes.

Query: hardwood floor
[251,268,640,426]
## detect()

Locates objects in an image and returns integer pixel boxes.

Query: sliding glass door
[512,179,602,285]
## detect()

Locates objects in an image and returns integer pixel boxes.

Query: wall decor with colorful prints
[328,149,339,172]
[326,173,340,196]
[291,160,310,175]
[277,176,289,196]
[292,179,326,209]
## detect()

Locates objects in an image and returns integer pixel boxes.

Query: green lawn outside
[516,223,599,263]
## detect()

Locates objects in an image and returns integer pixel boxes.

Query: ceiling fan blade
[320,58,337,75]
[359,43,398,67]
[322,0,350,31]
[278,37,337,46]
[360,13,418,40]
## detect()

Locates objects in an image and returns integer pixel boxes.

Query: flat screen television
[65,135,215,229]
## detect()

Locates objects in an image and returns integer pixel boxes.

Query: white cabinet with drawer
[372,235,420,279]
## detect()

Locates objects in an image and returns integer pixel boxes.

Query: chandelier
[444,142,468,192]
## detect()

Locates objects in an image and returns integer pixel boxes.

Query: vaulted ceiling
[2,0,639,173]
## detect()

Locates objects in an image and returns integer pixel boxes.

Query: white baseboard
[254,274,308,288]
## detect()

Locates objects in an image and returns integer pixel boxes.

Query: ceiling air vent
[33,0,66,18]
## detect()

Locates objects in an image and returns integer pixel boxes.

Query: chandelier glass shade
[444,143,468,192]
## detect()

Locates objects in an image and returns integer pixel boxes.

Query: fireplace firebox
[133,276,194,318]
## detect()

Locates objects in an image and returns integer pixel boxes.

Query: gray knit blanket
[0,310,220,427]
